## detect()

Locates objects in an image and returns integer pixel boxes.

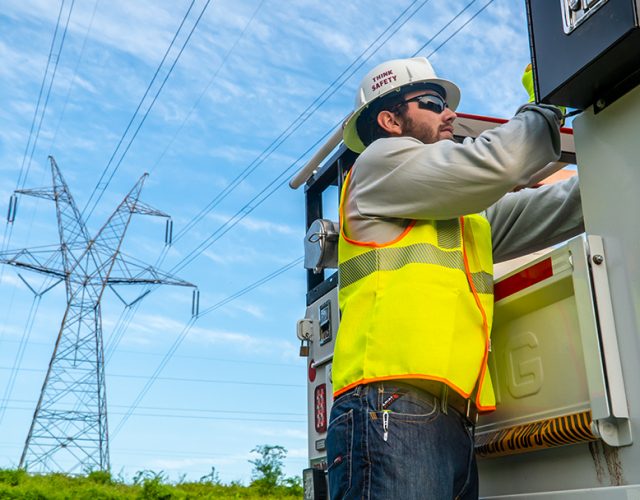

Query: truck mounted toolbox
[526,0,640,111]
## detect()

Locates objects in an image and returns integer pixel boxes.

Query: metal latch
[303,219,339,273]
[561,0,609,34]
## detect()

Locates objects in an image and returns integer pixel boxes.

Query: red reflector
[494,258,553,302]
[315,384,327,433]
[309,359,316,382]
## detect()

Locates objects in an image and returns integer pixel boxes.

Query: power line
[102,0,266,362]
[49,0,102,151]
[5,400,305,417]
[116,349,300,368]
[148,0,267,177]
[170,0,431,245]
[165,127,331,271]
[115,413,306,424]
[0,0,210,460]
[420,0,496,58]
[197,257,303,316]
[0,0,76,295]
[111,373,303,388]
[0,367,304,388]
[3,405,304,423]
[0,442,309,460]
[168,127,336,274]
[81,0,212,222]
[0,2,85,401]
[0,248,64,428]
[0,340,300,368]
[14,0,75,192]
[111,256,303,438]
[412,0,478,56]
[104,299,144,363]
[0,295,43,426]
[22,0,76,191]
[4,159,195,474]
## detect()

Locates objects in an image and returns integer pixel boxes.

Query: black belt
[355,380,479,425]
[437,384,479,426]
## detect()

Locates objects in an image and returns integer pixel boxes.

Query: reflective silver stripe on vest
[436,219,461,249]
[470,271,493,295]
[339,242,493,294]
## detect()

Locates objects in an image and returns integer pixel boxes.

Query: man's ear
[377,110,403,136]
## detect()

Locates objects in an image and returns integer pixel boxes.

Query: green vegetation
[0,445,303,499]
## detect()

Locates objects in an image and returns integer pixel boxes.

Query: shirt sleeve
[351,105,563,220]
[487,175,584,263]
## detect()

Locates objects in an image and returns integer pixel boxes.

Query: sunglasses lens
[417,95,447,113]
[422,101,443,113]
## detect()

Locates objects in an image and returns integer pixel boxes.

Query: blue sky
[0,0,534,483]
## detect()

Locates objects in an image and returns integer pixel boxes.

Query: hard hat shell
[343,57,461,153]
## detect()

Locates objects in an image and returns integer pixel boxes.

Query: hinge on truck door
[586,235,632,446]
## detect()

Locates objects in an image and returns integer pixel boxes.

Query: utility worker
[326,57,583,500]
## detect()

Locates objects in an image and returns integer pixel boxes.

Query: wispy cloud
[120,312,296,357]
[205,213,297,236]
[0,322,31,341]
[227,302,264,319]
[186,325,296,357]
[0,274,23,288]
[252,428,307,441]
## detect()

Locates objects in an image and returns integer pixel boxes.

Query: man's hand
[521,63,566,125]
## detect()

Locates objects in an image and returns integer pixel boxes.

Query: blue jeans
[326,381,478,500]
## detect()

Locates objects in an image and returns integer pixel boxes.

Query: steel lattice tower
[0,156,195,473]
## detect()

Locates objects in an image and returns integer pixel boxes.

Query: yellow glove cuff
[522,63,535,103]
[521,63,566,125]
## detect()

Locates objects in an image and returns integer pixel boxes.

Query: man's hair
[355,83,447,148]
[355,92,408,148]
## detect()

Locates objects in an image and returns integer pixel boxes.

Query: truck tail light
[314,384,327,433]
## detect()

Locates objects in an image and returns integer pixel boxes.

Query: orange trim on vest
[460,217,492,411]
[333,373,473,400]
[477,404,497,414]
[339,168,416,248]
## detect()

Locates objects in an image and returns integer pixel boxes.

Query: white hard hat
[343,57,461,153]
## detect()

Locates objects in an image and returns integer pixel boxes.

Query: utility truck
[291,1,640,498]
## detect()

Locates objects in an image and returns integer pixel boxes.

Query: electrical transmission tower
[0,156,196,473]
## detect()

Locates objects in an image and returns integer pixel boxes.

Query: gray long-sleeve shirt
[343,104,584,263]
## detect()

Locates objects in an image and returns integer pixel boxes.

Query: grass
[0,469,303,499]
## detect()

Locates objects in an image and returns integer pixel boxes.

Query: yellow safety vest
[334,169,496,412]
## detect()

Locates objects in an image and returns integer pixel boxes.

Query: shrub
[0,468,27,486]
[87,470,113,485]
[249,445,287,494]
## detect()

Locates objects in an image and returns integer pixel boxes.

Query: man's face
[396,89,457,144]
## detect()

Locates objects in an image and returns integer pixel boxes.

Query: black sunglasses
[403,93,449,114]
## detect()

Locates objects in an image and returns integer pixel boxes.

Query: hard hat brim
[343,78,461,153]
